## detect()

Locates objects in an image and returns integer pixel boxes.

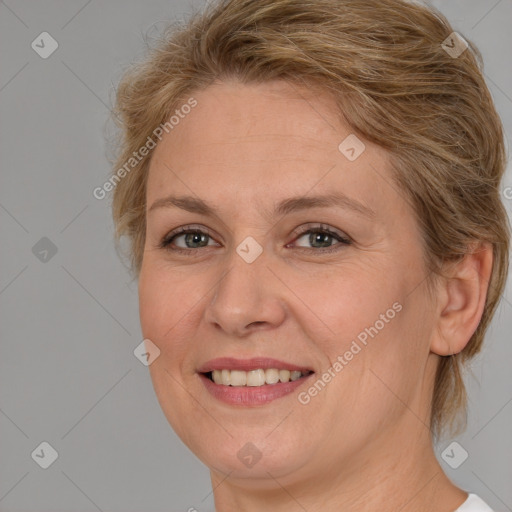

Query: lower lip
[199,373,314,406]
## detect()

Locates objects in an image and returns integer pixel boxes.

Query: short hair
[110,0,510,439]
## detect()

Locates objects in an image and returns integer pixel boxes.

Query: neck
[210,421,468,512]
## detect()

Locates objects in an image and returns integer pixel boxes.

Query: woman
[110,0,509,510]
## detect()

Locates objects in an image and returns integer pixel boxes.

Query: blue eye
[291,225,351,252]
[160,223,352,255]
[296,229,350,249]
[160,226,217,251]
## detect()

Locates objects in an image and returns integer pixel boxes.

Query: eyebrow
[148,192,376,219]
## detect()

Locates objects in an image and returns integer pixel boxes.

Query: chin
[190,428,315,483]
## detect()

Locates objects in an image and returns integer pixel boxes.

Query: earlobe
[430,243,493,356]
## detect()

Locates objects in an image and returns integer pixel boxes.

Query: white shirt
[455,494,494,511]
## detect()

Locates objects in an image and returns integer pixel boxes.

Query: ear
[430,242,493,356]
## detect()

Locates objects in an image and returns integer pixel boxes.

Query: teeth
[279,369,291,382]
[212,370,222,385]
[265,368,280,384]
[290,370,302,381]
[230,370,247,386]
[221,369,231,386]
[247,369,266,386]
[209,368,310,386]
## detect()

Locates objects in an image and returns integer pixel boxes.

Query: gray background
[0,1,511,511]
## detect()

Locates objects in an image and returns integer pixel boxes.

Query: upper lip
[197,357,314,373]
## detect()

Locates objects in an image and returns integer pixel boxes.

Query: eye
[289,223,352,253]
[159,225,218,253]
[159,223,352,255]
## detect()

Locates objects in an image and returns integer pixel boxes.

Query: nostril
[248,321,266,328]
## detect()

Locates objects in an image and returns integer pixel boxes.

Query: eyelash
[159,223,352,255]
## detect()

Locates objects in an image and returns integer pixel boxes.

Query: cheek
[137,262,201,436]
[138,259,211,380]
[347,288,435,424]
[284,261,404,352]
[138,260,197,340]
[293,261,427,406]
[138,267,167,341]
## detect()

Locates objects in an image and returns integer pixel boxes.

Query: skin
[138,79,493,512]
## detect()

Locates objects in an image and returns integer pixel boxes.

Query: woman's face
[139,80,440,487]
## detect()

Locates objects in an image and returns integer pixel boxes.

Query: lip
[197,357,313,373]
[198,372,315,406]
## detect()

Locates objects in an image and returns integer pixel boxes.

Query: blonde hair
[110,0,510,439]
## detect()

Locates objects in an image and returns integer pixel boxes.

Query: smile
[205,368,313,386]
[197,357,315,405]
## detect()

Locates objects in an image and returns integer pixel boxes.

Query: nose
[203,248,287,337]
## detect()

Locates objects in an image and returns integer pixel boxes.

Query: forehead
[146,80,397,217]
